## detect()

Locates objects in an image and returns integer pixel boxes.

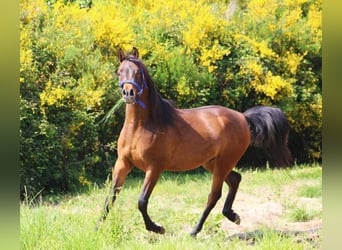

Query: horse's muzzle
[121,88,137,104]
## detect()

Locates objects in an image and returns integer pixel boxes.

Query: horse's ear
[132,47,139,58]
[117,48,125,62]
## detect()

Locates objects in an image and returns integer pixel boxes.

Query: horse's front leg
[96,159,132,230]
[138,169,165,234]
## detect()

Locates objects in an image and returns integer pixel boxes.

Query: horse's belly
[128,141,216,172]
[164,146,217,171]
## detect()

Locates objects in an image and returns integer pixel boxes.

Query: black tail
[243,106,292,167]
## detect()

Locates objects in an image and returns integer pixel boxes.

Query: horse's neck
[123,104,150,128]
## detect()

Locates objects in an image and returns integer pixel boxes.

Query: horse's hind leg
[222,170,241,225]
[190,173,224,237]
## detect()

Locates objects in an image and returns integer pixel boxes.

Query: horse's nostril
[129,89,134,96]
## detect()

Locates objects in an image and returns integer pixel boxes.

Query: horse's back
[179,105,249,137]
[189,105,250,147]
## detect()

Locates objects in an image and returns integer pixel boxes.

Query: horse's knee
[235,171,242,182]
[232,171,242,182]
[227,171,241,186]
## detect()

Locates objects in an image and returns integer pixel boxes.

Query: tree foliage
[20,0,322,196]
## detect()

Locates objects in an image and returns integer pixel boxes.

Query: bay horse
[97,47,291,236]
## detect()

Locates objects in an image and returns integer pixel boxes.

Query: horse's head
[117,47,148,108]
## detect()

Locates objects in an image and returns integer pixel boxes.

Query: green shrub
[20,0,321,196]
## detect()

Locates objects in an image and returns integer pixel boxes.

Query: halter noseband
[119,58,148,109]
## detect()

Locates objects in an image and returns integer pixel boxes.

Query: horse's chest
[127,140,147,161]
[119,129,163,168]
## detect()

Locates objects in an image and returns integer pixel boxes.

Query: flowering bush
[20,0,321,196]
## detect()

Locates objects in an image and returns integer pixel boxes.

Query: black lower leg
[138,195,165,234]
[190,191,221,237]
[190,208,211,237]
[222,171,241,224]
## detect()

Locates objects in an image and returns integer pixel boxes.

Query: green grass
[20,164,322,249]
[298,184,322,198]
[288,206,321,222]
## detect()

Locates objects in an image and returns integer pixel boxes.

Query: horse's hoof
[190,225,201,237]
[230,213,241,225]
[147,223,165,234]
[223,210,241,225]
[190,230,198,237]
[154,223,165,234]
[234,215,241,225]
[158,225,165,234]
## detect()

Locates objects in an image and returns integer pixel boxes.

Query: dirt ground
[222,193,321,233]
[220,180,322,245]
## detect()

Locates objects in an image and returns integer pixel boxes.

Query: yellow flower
[176,76,190,96]
[285,51,303,74]
[252,71,293,100]
[245,61,263,76]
